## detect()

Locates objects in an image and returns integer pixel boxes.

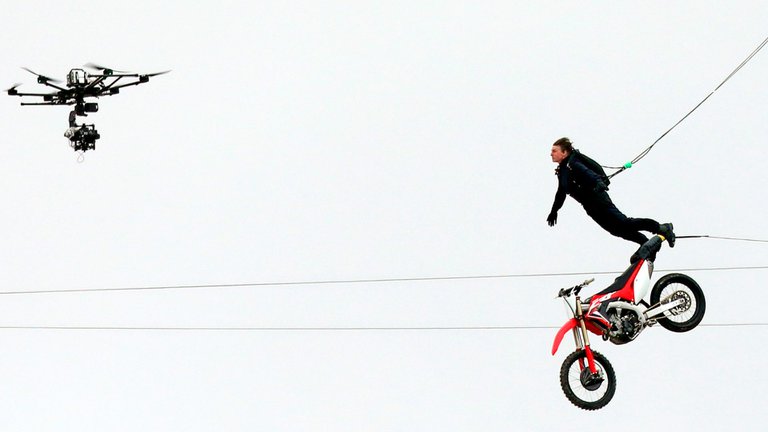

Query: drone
[7,63,169,152]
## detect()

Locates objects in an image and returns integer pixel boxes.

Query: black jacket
[550,153,608,213]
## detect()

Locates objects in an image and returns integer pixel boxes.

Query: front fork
[573,295,598,374]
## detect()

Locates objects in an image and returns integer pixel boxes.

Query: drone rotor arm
[103,79,149,92]
[88,70,169,95]
[8,90,54,97]
[13,90,75,105]
[89,73,140,79]
[85,75,108,90]
[104,70,169,86]
[93,70,169,78]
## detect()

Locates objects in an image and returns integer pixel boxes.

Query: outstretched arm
[548,169,568,226]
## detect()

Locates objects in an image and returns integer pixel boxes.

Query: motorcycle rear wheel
[650,273,706,332]
[559,349,616,410]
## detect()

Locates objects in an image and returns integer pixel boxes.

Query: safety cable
[604,35,768,177]
[1,264,766,296]
[677,235,768,243]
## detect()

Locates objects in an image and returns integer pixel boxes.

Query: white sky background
[1,1,767,431]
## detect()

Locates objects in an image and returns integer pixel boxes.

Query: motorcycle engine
[605,308,642,345]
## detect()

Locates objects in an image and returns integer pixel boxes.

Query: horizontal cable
[0,323,765,332]
[692,235,768,243]
[0,325,552,331]
[1,265,766,296]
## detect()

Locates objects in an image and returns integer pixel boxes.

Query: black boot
[630,247,657,264]
[630,236,662,263]
[658,223,675,248]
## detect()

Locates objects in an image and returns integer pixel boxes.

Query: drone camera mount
[66,124,100,152]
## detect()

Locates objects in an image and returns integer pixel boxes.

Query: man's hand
[547,211,558,227]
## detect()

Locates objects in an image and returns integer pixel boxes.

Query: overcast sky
[1,1,767,431]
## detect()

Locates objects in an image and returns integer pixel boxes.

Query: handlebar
[557,278,595,298]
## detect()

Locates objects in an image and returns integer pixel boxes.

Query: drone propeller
[84,62,130,74]
[21,67,62,83]
[145,70,171,77]
[6,83,22,95]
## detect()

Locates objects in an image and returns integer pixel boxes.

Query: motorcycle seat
[584,261,642,303]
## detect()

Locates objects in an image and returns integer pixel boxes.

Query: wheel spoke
[661,283,698,323]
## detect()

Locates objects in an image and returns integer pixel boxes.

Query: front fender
[551,318,578,355]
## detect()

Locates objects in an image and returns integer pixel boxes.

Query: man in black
[547,137,675,247]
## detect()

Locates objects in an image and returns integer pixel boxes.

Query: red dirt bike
[551,235,706,410]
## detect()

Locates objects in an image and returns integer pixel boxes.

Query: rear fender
[551,318,578,355]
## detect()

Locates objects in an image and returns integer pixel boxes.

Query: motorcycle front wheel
[650,273,706,332]
[559,349,616,410]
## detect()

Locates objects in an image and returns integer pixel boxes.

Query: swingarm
[644,296,686,321]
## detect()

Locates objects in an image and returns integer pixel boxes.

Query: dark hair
[552,137,573,153]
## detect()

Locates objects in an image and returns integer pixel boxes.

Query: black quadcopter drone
[7,63,169,152]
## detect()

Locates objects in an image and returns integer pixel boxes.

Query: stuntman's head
[551,137,572,163]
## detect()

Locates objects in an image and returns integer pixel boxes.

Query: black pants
[581,191,660,245]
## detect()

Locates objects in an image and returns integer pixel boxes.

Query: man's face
[551,145,568,163]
